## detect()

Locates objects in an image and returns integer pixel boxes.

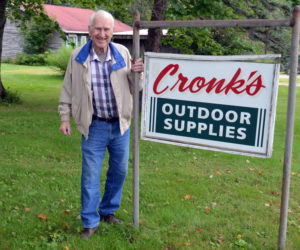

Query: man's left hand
[131,58,144,73]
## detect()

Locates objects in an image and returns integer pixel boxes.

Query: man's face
[89,14,113,54]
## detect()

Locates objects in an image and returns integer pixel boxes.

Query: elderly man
[58,10,143,239]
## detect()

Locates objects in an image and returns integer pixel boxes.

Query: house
[2,4,174,60]
[2,4,133,59]
[43,4,133,50]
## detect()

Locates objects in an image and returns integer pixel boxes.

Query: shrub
[2,57,12,64]
[0,88,22,105]
[46,45,74,75]
[15,53,47,66]
[23,16,56,55]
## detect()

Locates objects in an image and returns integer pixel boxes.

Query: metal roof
[44,4,133,34]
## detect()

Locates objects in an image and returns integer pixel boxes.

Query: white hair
[89,10,115,29]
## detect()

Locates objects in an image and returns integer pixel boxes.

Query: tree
[145,0,168,52]
[23,16,58,55]
[0,0,8,101]
[161,0,295,72]
[0,0,45,101]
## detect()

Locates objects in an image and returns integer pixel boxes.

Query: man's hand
[59,121,71,136]
[131,58,144,73]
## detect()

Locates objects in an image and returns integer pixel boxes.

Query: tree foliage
[163,0,296,71]
[23,16,58,54]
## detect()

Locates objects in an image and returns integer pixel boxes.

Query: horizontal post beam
[136,19,291,29]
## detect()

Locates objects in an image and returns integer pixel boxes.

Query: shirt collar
[90,45,112,62]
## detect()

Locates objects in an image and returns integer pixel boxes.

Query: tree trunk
[145,0,168,52]
[0,0,8,101]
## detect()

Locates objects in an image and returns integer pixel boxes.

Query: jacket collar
[75,40,126,73]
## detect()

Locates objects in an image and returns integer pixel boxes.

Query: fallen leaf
[38,213,47,220]
[184,194,191,200]
[209,175,214,179]
[258,170,262,175]
[139,219,144,225]
[211,202,217,207]
[205,206,211,212]
[292,172,297,176]
[64,246,69,250]
[216,171,221,175]
[184,242,191,246]
[217,237,223,244]
[177,179,184,182]
[65,223,71,230]
[123,209,129,214]
[25,207,31,212]
[60,200,65,204]
[196,227,202,233]
[265,203,270,207]
[246,160,250,163]
[226,169,231,173]
[129,236,135,243]
[277,180,282,184]
[194,156,197,160]
[64,209,71,214]
[171,225,176,229]
[249,168,254,172]
[274,202,280,206]
[237,234,242,239]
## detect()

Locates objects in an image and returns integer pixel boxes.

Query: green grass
[0,63,300,249]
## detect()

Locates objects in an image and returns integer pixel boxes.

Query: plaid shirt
[90,46,118,118]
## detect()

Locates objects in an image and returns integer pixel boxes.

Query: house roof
[43,4,132,34]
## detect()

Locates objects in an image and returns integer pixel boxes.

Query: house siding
[2,19,23,59]
[47,31,64,50]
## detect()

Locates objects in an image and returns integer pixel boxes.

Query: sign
[141,52,280,158]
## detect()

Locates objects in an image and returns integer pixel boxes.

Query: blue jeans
[81,119,130,228]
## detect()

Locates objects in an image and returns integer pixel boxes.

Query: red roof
[43,4,132,33]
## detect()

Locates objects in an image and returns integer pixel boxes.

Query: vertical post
[278,6,300,250]
[132,10,140,228]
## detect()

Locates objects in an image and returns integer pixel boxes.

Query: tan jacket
[58,41,143,139]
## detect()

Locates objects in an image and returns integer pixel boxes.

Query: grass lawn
[0,63,300,249]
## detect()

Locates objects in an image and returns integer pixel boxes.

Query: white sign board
[141,52,280,158]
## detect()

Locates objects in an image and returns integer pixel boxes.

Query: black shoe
[80,226,99,239]
[101,214,123,224]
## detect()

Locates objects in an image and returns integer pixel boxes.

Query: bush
[46,45,74,75]
[2,57,12,64]
[0,88,22,105]
[23,16,56,55]
[15,53,47,66]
